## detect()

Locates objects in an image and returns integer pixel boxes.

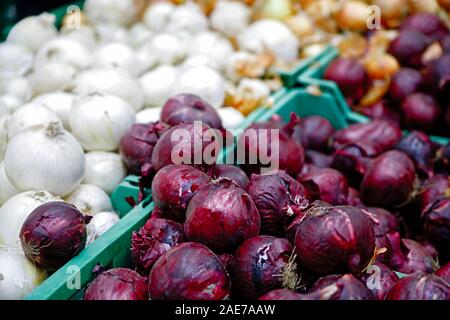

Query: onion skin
[148,242,231,300]
[120,122,169,175]
[435,262,450,284]
[160,93,223,130]
[232,236,296,299]
[209,164,249,189]
[400,13,449,41]
[131,216,186,275]
[295,205,376,276]
[400,93,442,132]
[324,58,368,103]
[421,198,450,262]
[237,122,304,176]
[310,274,374,300]
[299,167,349,205]
[359,262,399,300]
[386,272,449,300]
[247,171,311,236]
[398,239,439,274]
[388,30,431,67]
[185,179,260,253]
[389,68,424,101]
[396,131,438,178]
[360,150,416,207]
[417,175,450,213]
[84,268,148,300]
[151,164,210,222]
[20,201,86,271]
[151,122,220,172]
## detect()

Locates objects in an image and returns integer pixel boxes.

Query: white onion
[69,94,135,151]
[4,122,85,196]
[92,42,141,77]
[65,184,112,216]
[0,161,18,206]
[32,92,75,130]
[218,107,245,129]
[84,0,138,27]
[72,67,144,111]
[7,103,60,139]
[236,78,271,101]
[181,55,221,72]
[143,2,175,32]
[86,211,120,244]
[60,26,97,51]
[188,32,234,70]
[0,43,33,80]
[0,78,32,103]
[30,62,76,96]
[0,103,9,160]
[142,33,187,66]
[171,67,225,109]
[0,191,59,247]
[140,65,177,108]
[0,95,22,112]
[165,2,208,35]
[210,0,250,38]
[83,151,126,194]
[135,107,162,124]
[0,247,47,300]
[237,19,300,63]
[34,37,91,70]
[94,24,129,45]
[6,13,57,52]
[128,23,154,48]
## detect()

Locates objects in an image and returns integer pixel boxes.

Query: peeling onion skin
[247,171,310,236]
[359,262,399,300]
[84,268,148,300]
[232,236,296,299]
[131,216,186,275]
[360,150,416,207]
[310,274,374,300]
[294,205,376,276]
[397,239,439,274]
[148,242,231,300]
[185,179,260,253]
[386,272,450,300]
[20,201,86,271]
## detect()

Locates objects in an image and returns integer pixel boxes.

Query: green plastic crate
[298,47,450,146]
[26,196,154,300]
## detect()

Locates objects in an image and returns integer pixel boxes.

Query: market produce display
[0,0,449,302]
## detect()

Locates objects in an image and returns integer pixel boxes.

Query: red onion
[151,122,221,172]
[237,122,304,176]
[359,262,399,300]
[119,122,169,175]
[258,286,340,300]
[282,113,307,149]
[360,150,416,207]
[299,167,349,205]
[331,144,372,186]
[331,120,402,157]
[301,116,334,151]
[435,262,450,284]
[398,239,439,274]
[20,201,86,271]
[388,30,431,67]
[305,150,333,168]
[246,171,311,236]
[400,93,442,132]
[184,179,260,253]
[310,274,374,300]
[151,164,210,222]
[131,216,186,275]
[361,101,400,125]
[441,35,450,54]
[148,242,231,300]
[294,204,376,276]
[208,164,249,189]
[324,58,368,103]
[84,268,148,300]
[386,272,449,300]
[400,13,449,41]
[389,68,424,101]
[160,93,223,130]
[417,175,450,213]
[232,235,298,299]
[423,54,450,99]
[218,253,234,274]
[346,187,364,207]
[396,131,438,178]
[422,197,450,262]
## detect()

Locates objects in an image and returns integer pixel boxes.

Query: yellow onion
[253,0,294,21]
[373,0,408,28]
[337,34,368,58]
[363,54,400,80]
[408,0,439,13]
[359,78,391,107]
[336,1,370,32]
[285,13,315,38]
[438,0,450,10]
[305,0,339,33]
